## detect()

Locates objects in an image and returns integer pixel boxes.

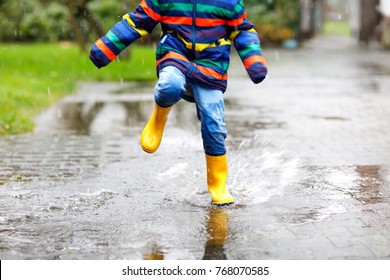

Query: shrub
[0,0,70,42]
[246,0,300,44]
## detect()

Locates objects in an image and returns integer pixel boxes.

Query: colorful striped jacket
[90,0,267,92]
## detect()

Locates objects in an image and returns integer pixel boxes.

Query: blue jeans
[154,66,227,156]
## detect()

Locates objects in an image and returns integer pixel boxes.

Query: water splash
[155,156,207,207]
[229,134,301,206]
[41,189,117,213]
[156,134,301,207]
[157,162,189,179]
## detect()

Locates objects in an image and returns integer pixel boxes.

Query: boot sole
[141,145,157,154]
[213,201,234,207]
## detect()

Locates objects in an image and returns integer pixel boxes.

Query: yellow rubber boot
[140,102,172,153]
[206,154,234,206]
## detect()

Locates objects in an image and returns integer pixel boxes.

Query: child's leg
[154,66,187,107]
[192,82,234,205]
[141,66,187,153]
[192,82,226,156]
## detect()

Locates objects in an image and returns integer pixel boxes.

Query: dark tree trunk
[359,0,381,43]
[64,0,105,51]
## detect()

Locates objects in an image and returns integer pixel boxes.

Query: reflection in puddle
[54,101,151,135]
[203,207,229,260]
[354,165,385,204]
[37,97,200,136]
[143,244,164,260]
[280,204,347,225]
[361,63,390,76]
[58,101,103,134]
[311,115,349,121]
[224,99,285,139]
[301,165,387,205]
[140,207,230,260]
[111,82,156,94]
[286,164,389,224]
[359,63,390,94]
[37,82,288,137]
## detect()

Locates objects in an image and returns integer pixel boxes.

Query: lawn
[323,20,352,37]
[0,43,156,134]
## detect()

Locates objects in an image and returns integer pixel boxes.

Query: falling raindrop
[48,87,51,96]
[56,109,63,119]
[274,50,280,60]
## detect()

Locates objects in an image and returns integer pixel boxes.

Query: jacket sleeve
[89,0,160,68]
[228,1,267,84]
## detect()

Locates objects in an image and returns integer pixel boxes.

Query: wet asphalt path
[1,36,390,259]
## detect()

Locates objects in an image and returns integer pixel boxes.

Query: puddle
[111,81,156,94]
[275,164,390,225]
[311,115,349,121]
[298,165,388,205]
[36,100,152,135]
[35,97,200,136]
[361,63,390,76]
[35,87,285,137]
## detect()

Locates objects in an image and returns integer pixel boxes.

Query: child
[89,0,267,206]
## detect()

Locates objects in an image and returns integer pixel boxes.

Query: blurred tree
[359,0,380,43]
[65,0,141,50]
[0,0,64,41]
[0,0,70,42]
[61,0,105,51]
[245,0,300,44]
[0,0,299,46]
[0,0,132,44]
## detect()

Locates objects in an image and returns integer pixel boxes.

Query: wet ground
[1,36,390,260]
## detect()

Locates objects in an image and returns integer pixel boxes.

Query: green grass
[323,20,352,37]
[0,43,156,134]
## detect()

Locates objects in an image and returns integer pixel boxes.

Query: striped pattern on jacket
[90,0,267,92]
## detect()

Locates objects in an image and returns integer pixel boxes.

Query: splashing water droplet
[56,109,63,119]
[158,133,302,207]
[274,50,280,61]
[229,134,302,206]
